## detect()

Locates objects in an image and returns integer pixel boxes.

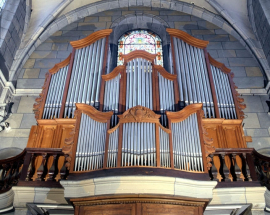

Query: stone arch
[108,13,171,72]
[11,0,266,86]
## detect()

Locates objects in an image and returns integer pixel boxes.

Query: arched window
[117,30,163,66]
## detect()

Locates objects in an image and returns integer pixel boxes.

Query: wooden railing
[0,150,25,193]
[19,148,68,186]
[2,147,270,191]
[208,148,265,183]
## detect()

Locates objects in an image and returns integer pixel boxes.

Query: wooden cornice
[49,54,71,74]
[102,66,125,81]
[208,53,231,74]
[76,103,113,123]
[70,29,113,49]
[123,50,157,63]
[154,65,177,81]
[37,118,76,125]
[118,105,161,124]
[166,28,209,48]
[166,103,203,123]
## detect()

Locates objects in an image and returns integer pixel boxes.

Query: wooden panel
[81,204,136,215]
[202,119,225,148]
[38,125,57,148]
[26,126,38,148]
[202,118,248,148]
[142,203,197,215]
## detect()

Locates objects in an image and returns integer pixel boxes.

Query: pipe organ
[30,28,250,177]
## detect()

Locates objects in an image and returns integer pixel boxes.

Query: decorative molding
[70,29,113,49]
[200,110,215,170]
[72,195,207,207]
[122,50,157,63]
[154,65,177,81]
[166,104,203,123]
[49,54,71,74]
[166,28,209,48]
[118,106,160,124]
[76,103,113,123]
[33,72,51,120]
[208,53,231,74]
[102,66,125,81]
[62,110,80,170]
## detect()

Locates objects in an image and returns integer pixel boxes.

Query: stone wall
[0,6,268,153]
[252,0,270,72]
[0,0,26,80]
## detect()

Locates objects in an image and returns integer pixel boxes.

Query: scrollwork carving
[62,110,80,170]
[200,110,215,170]
[33,72,51,120]
[118,105,160,124]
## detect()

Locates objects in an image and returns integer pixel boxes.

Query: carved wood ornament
[108,106,171,134]
[33,72,52,120]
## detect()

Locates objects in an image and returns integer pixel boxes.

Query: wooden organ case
[26,29,251,214]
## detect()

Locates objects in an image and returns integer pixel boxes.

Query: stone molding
[0,189,14,212]
[12,186,68,208]
[60,175,217,199]
[210,186,266,209]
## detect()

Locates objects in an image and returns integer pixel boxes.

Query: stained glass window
[117,30,163,66]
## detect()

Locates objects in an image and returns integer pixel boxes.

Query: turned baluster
[55,155,65,182]
[232,153,245,181]
[32,153,47,181]
[221,154,233,182]
[45,154,58,181]
[213,155,223,182]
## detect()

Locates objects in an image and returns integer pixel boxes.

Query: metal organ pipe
[172,37,215,118]
[121,122,156,167]
[158,72,175,127]
[159,127,170,168]
[43,65,69,119]
[126,59,153,110]
[103,74,120,127]
[74,113,107,171]
[171,113,203,172]
[107,127,119,168]
[211,65,237,119]
[64,38,106,118]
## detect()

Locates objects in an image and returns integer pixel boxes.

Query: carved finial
[119,106,160,123]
